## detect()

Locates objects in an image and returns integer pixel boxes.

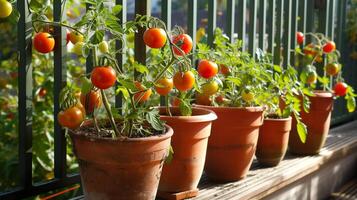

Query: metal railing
[1,0,355,199]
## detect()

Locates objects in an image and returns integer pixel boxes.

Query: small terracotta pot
[196,105,264,182]
[158,107,217,193]
[256,117,292,166]
[69,124,173,200]
[289,91,334,155]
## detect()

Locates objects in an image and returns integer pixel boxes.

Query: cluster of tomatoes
[296,32,348,97]
[144,27,194,99]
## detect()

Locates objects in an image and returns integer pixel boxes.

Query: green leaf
[179,99,192,116]
[81,77,92,95]
[90,30,105,45]
[297,122,307,143]
[134,63,149,74]
[273,65,282,73]
[146,109,164,131]
[112,5,122,15]
[116,86,130,99]
[165,145,174,164]
[346,96,356,112]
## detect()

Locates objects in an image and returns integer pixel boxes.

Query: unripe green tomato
[72,42,84,56]
[98,41,109,53]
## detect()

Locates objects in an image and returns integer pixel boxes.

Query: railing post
[226,0,236,42]
[207,0,217,47]
[273,0,283,65]
[267,0,275,54]
[160,0,171,106]
[135,0,151,72]
[248,0,258,58]
[258,0,267,51]
[237,0,247,50]
[298,0,307,37]
[115,0,127,108]
[17,0,33,190]
[53,0,67,179]
[290,0,298,66]
[282,0,292,67]
[188,0,197,52]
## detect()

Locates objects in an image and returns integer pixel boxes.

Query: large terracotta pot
[158,107,217,194]
[196,105,264,182]
[69,123,173,200]
[256,117,292,166]
[289,91,334,155]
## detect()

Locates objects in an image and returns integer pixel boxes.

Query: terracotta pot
[69,124,173,200]
[256,117,292,166]
[289,91,334,155]
[158,107,217,193]
[196,105,264,182]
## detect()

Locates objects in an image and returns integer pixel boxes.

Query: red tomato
[172,34,193,56]
[80,90,102,114]
[57,106,84,129]
[39,88,47,97]
[171,96,181,107]
[91,66,117,89]
[334,82,348,96]
[66,30,70,45]
[215,95,225,104]
[134,81,152,102]
[33,32,55,53]
[195,93,212,106]
[143,28,167,48]
[323,41,336,53]
[155,77,173,96]
[296,32,304,44]
[173,71,195,92]
[220,64,230,75]
[198,60,218,79]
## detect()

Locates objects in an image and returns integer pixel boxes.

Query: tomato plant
[294,32,356,113]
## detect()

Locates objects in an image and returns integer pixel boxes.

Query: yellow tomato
[0,0,12,18]
[69,31,84,44]
[201,81,219,95]
[72,42,84,56]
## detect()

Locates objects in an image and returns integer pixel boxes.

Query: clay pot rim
[69,123,173,142]
[312,90,334,98]
[264,116,292,122]
[158,106,217,122]
[194,104,265,112]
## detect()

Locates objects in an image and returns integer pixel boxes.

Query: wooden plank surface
[193,121,357,200]
[71,121,357,200]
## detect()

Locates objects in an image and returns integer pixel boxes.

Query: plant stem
[165,95,172,116]
[93,114,100,134]
[32,20,84,35]
[100,89,120,138]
